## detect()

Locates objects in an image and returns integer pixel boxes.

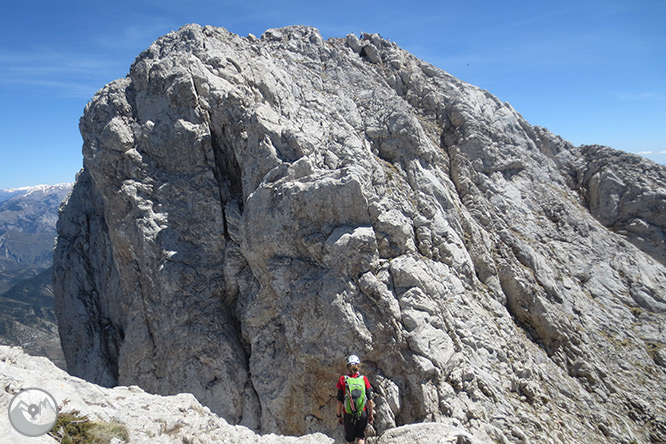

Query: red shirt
[337,373,371,411]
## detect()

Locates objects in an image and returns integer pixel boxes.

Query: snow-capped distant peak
[2,183,73,193]
[0,183,73,203]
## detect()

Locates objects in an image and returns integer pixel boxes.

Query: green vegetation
[49,410,129,444]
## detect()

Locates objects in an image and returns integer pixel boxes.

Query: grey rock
[367,422,487,444]
[54,24,666,444]
[1,345,498,444]
[363,44,382,64]
[560,144,666,266]
[0,345,334,444]
[345,33,363,54]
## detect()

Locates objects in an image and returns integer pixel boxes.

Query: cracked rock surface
[53,24,666,443]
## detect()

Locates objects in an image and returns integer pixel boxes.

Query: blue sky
[1,0,664,189]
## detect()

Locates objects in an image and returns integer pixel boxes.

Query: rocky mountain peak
[53,24,665,443]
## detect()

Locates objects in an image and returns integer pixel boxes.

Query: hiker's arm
[366,387,374,422]
[336,389,344,420]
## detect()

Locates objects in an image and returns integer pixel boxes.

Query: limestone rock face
[54,24,666,443]
[562,144,666,266]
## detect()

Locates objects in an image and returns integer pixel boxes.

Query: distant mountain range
[0,183,72,272]
[0,183,72,368]
[0,183,71,202]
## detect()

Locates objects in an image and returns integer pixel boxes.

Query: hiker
[336,355,374,444]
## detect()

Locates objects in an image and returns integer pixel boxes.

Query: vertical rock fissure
[210,126,244,206]
[207,123,262,429]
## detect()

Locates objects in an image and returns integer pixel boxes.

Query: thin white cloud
[614,92,666,101]
[89,19,177,53]
[0,49,122,98]
[637,151,654,155]
[0,49,116,75]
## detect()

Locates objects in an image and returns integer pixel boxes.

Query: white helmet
[347,355,361,365]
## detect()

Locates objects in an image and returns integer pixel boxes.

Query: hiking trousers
[343,410,368,443]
